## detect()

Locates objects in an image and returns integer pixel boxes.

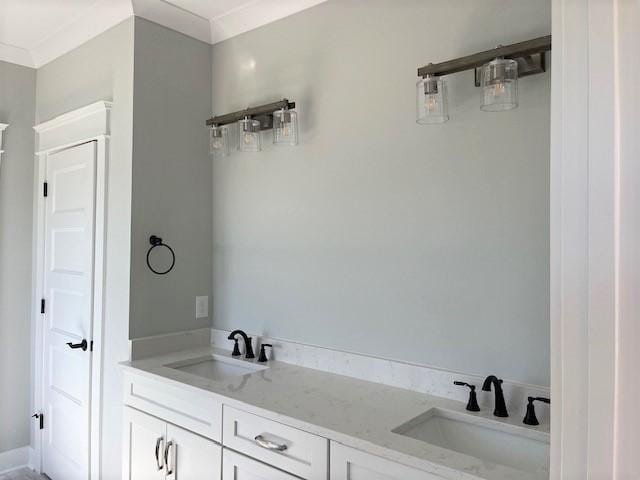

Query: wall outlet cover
[195,296,209,318]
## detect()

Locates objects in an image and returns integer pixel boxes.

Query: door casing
[32,101,111,479]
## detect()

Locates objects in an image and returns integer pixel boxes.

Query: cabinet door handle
[66,339,88,351]
[164,441,175,476]
[254,434,288,451]
[154,437,164,470]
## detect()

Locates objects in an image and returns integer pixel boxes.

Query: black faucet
[482,375,508,417]
[227,330,255,359]
[453,381,480,412]
[523,396,550,425]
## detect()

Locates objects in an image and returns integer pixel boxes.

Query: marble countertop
[121,347,549,480]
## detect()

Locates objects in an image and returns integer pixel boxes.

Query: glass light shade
[416,76,448,124]
[273,109,298,146]
[481,58,518,112]
[237,118,262,152]
[209,125,229,156]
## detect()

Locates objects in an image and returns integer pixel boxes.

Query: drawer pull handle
[254,434,288,451]
[154,437,164,470]
[164,441,175,475]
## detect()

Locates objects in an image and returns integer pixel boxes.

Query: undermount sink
[166,354,268,382]
[392,408,549,474]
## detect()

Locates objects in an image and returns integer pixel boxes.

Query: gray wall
[212,0,551,386]
[0,60,36,454]
[36,18,135,479]
[129,18,212,339]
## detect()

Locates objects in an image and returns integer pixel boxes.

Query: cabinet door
[123,407,167,480]
[330,442,445,480]
[222,448,300,480]
[165,423,222,480]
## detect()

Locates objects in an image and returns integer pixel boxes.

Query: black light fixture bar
[417,35,551,78]
[206,99,296,128]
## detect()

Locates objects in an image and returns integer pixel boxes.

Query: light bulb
[425,94,439,113]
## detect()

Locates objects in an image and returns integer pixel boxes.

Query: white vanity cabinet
[222,448,300,480]
[330,442,445,480]
[123,407,222,480]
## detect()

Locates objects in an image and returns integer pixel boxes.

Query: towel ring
[146,235,175,275]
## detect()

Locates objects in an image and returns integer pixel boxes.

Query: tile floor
[0,468,47,480]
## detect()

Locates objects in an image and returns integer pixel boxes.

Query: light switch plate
[195,296,209,319]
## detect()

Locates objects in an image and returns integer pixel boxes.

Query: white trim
[209,0,329,44]
[0,42,35,68]
[550,0,622,477]
[32,103,111,479]
[133,0,211,43]
[29,0,133,68]
[0,446,31,475]
[34,101,112,154]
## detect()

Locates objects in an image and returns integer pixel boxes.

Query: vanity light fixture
[238,117,262,152]
[416,35,550,122]
[0,124,7,172]
[416,74,448,124]
[273,107,298,146]
[209,124,230,156]
[205,99,297,154]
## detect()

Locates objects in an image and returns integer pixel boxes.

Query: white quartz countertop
[121,347,549,480]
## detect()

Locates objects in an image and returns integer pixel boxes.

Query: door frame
[32,101,112,479]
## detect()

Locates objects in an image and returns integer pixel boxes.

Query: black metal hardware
[40,299,45,314]
[227,330,255,359]
[66,339,88,351]
[32,413,44,430]
[146,235,176,275]
[453,381,480,412]
[418,35,551,79]
[43,182,48,197]
[206,99,296,130]
[523,396,550,426]
[231,338,241,357]
[482,375,509,417]
[258,344,273,363]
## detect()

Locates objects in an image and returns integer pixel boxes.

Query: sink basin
[165,354,268,382]
[392,408,549,474]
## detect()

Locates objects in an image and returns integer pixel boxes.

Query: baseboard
[0,446,31,474]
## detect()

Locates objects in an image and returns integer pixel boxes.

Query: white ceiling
[0,0,327,68]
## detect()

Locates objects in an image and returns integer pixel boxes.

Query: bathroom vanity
[121,345,549,480]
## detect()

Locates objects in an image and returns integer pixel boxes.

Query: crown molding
[0,0,330,68]
[30,0,133,68]
[210,0,329,44]
[0,43,34,68]
[133,0,211,43]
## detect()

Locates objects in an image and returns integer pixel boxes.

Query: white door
[222,448,299,480]
[122,407,167,480]
[166,424,221,480]
[41,141,97,480]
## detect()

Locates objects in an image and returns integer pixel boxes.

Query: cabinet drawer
[124,372,222,442]
[223,448,299,480]
[330,442,445,480]
[223,406,328,480]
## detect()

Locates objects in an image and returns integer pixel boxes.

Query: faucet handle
[231,338,241,356]
[523,396,551,425]
[453,381,481,412]
[258,344,273,363]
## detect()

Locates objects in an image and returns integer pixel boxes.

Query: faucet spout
[482,375,509,417]
[227,330,256,359]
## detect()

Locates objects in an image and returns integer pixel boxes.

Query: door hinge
[32,413,44,430]
[40,298,45,314]
[43,182,48,197]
